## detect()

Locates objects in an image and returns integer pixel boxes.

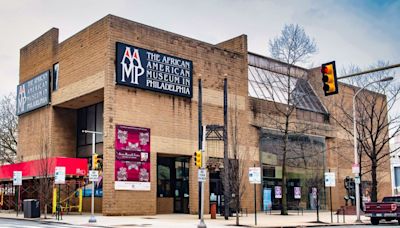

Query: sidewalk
[0,210,372,227]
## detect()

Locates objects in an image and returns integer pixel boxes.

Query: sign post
[82,130,102,223]
[55,166,65,221]
[249,166,261,226]
[13,171,22,216]
[325,171,336,223]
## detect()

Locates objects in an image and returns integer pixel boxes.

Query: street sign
[89,170,99,182]
[55,166,66,184]
[324,172,336,187]
[352,164,360,174]
[198,168,206,182]
[249,167,261,184]
[13,171,22,186]
[355,176,360,184]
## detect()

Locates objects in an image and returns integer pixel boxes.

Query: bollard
[343,208,345,223]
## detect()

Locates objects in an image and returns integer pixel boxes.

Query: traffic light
[92,153,98,170]
[321,61,338,96]
[194,150,202,168]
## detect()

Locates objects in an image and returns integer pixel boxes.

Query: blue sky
[0,0,399,96]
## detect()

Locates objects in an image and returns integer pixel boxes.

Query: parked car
[365,196,400,225]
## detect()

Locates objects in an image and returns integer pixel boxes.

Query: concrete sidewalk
[0,210,372,227]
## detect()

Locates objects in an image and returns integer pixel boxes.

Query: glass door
[174,158,189,213]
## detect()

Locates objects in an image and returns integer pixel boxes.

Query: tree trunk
[44,203,47,219]
[371,159,378,202]
[281,119,289,215]
[236,196,240,226]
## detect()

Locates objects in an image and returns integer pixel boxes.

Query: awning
[0,157,88,181]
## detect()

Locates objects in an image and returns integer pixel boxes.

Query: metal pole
[329,169,333,223]
[337,63,400,80]
[198,79,202,220]
[353,93,362,223]
[89,133,96,223]
[16,186,18,217]
[223,78,229,220]
[198,126,207,228]
[352,78,392,223]
[316,188,320,222]
[254,164,257,226]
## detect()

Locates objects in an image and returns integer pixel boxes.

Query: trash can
[23,199,40,218]
[210,202,217,219]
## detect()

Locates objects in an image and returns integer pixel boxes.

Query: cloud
[0,0,398,96]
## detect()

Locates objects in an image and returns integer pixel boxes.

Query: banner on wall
[274,186,282,199]
[263,188,272,211]
[294,186,301,199]
[114,125,151,191]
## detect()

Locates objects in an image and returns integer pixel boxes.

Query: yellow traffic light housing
[194,150,202,168]
[321,61,338,96]
[92,153,98,170]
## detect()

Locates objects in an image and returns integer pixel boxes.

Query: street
[0,218,92,228]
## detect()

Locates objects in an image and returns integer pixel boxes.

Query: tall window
[77,102,103,157]
[53,63,59,91]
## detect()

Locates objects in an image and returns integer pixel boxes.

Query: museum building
[4,15,391,215]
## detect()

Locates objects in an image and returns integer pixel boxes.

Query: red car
[365,196,400,225]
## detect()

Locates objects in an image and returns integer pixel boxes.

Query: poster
[294,187,301,199]
[274,186,282,199]
[115,125,151,191]
[263,188,272,211]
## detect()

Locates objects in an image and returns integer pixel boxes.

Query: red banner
[115,125,150,190]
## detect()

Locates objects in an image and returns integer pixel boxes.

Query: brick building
[12,15,391,215]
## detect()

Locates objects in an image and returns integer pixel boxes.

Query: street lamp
[353,76,393,222]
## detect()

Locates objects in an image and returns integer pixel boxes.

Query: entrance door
[210,171,223,214]
[174,158,189,213]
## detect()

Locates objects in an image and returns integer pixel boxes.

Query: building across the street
[1,15,391,215]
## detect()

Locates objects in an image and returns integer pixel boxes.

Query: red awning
[0,157,88,180]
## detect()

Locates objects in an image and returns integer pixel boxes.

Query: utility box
[23,199,40,218]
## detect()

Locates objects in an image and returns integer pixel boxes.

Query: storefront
[13,14,392,216]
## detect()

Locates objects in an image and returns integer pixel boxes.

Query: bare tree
[0,93,18,164]
[266,24,317,215]
[334,62,400,202]
[34,109,53,219]
[223,91,251,226]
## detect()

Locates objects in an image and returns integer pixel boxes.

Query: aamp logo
[120,47,145,85]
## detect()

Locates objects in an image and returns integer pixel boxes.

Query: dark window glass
[77,108,87,146]
[96,103,103,143]
[263,166,275,178]
[77,103,104,156]
[53,63,59,91]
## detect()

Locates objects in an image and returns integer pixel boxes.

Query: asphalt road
[314,220,400,227]
[0,218,102,228]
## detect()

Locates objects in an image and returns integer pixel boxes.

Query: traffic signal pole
[82,130,102,223]
[198,126,207,228]
[337,63,400,80]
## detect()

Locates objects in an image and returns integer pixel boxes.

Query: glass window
[157,162,172,197]
[53,63,59,91]
[96,103,103,143]
[77,108,87,146]
[86,105,96,143]
[77,103,104,157]
[248,65,327,114]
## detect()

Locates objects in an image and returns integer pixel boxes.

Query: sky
[0,0,399,96]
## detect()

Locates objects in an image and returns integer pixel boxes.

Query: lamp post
[353,77,393,222]
[82,130,102,223]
